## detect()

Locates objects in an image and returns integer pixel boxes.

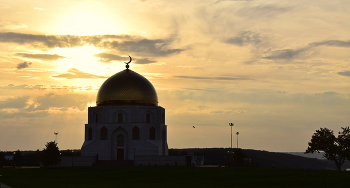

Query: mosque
[81,57,169,161]
[58,57,198,166]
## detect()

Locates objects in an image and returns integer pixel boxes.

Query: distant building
[81,60,168,161]
[4,152,14,161]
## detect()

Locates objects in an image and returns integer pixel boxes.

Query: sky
[1,0,350,152]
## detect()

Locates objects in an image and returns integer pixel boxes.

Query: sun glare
[50,46,106,74]
[49,46,127,78]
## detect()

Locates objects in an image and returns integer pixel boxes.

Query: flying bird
[193,126,195,128]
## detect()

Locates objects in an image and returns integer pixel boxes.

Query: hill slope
[169,148,350,170]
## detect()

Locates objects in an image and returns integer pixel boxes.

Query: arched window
[150,127,155,140]
[117,134,124,147]
[88,127,92,140]
[132,126,139,140]
[100,126,108,140]
[146,113,150,123]
[95,113,99,123]
[118,113,123,123]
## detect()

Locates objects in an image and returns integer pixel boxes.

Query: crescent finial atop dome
[124,55,132,69]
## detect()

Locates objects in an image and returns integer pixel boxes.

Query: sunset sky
[1,0,350,152]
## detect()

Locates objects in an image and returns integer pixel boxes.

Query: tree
[0,151,6,168]
[305,127,350,171]
[13,149,22,166]
[41,141,61,167]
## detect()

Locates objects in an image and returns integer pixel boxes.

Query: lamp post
[229,123,234,149]
[236,132,239,149]
[54,132,58,143]
[229,123,234,167]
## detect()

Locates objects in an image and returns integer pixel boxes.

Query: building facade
[81,63,168,160]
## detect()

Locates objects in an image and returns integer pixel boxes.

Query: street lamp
[54,132,59,143]
[229,123,234,149]
[236,132,239,149]
[229,123,234,167]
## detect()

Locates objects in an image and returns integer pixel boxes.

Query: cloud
[0,4,10,9]
[0,92,94,118]
[320,91,337,96]
[0,84,34,90]
[260,38,350,62]
[107,38,184,56]
[94,53,158,64]
[263,47,310,60]
[35,93,92,111]
[135,58,157,64]
[0,84,98,91]
[15,53,65,61]
[16,62,32,69]
[182,88,218,92]
[215,0,253,2]
[162,89,350,109]
[0,32,185,56]
[0,110,49,118]
[310,40,350,48]
[0,84,48,90]
[33,7,44,11]
[337,71,350,77]
[0,20,27,30]
[0,32,84,48]
[0,96,30,109]
[52,68,108,79]
[237,4,292,18]
[174,75,250,80]
[225,31,262,46]
[93,53,126,63]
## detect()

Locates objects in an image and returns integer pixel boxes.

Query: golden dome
[96,69,158,106]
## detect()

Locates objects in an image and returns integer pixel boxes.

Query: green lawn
[0,167,349,188]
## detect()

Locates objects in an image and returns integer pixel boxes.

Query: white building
[81,62,168,161]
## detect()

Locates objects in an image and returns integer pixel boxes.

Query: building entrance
[117,148,124,160]
[111,129,127,160]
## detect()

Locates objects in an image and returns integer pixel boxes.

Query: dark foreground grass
[0,167,349,188]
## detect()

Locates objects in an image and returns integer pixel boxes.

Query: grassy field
[0,167,349,188]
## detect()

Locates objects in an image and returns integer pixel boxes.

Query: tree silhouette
[41,141,61,167]
[0,151,6,168]
[13,149,22,166]
[306,127,350,171]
